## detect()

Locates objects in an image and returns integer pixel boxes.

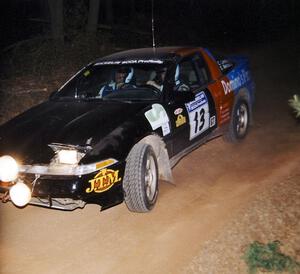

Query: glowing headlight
[9,182,31,207]
[57,150,83,165]
[0,155,19,182]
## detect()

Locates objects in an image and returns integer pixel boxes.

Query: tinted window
[193,54,211,86]
[175,58,199,90]
[215,55,235,74]
[56,64,168,101]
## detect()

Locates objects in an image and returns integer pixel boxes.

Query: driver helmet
[116,67,134,84]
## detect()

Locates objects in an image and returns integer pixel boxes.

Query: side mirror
[172,90,195,103]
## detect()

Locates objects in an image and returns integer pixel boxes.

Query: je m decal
[86,168,122,193]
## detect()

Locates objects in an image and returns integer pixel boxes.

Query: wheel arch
[135,134,173,183]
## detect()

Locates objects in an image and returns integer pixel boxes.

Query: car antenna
[151,0,156,54]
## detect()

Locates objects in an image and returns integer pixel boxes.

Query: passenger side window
[174,58,199,92]
[194,54,211,86]
[179,61,198,86]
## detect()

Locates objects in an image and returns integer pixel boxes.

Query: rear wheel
[123,143,158,212]
[224,99,249,142]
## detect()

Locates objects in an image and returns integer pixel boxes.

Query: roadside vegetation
[289,95,300,118]
[243,241,300,274]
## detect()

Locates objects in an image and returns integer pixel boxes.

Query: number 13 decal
[193,108,205,134]
[185,92,210,140]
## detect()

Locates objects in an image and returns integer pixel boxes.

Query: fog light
[0,155,19,182]
[9,182,31,207]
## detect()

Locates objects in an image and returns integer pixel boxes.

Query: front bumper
[0,161,126,211]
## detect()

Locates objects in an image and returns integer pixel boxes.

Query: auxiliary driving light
[9,182,32,207]
[0,155,19,182]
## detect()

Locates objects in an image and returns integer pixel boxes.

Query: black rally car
[0,47,254,212]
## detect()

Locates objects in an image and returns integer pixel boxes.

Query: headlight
[57,150,83,165]
[9,182,31,207]
[49,143,87,165]
[0,155,19,182]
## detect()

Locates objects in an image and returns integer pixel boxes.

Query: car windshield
[55,63,168,101]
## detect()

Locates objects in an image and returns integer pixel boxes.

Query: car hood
[0,99,151,164]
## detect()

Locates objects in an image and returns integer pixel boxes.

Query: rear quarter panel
[226,55,255,106]
[203,49,255,126]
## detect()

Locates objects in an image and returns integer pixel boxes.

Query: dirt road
[0,41,299,274]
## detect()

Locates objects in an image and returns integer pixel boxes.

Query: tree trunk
[86,0,101,33]
[48,0,64,41]
[129,0,136,25]
[105,0,114,25]
[38,0,50,21]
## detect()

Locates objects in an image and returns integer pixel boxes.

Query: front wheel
[224,100,249,142]
[123,143,158,212]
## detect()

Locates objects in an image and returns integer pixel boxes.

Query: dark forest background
[0,0,299,78]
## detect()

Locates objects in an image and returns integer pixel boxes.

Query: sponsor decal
[174,108,183,115]
[145,104,170,136]
[220,108,230,121]
[86,168,122,193]
[175,114,186,127]
[221,80,231,95]
[83,70,91,77]
[95,159,116,170]
[185,92,207,112]
[221,69,251,95]
[219,104,230,123]
[95,59,163,65]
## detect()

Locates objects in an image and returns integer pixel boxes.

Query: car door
[185,53,218,144]
[166,53,217,156]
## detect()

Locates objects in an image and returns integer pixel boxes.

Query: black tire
[224,99,249,142]
[123,143,159,212]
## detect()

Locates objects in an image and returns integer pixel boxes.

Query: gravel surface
[184,170,300,274]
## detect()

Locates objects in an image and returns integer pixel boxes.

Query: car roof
[94,47,202,65]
